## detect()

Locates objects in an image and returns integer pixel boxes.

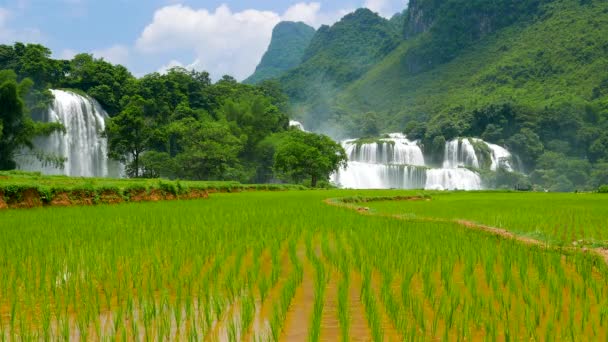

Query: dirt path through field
[325,197,608,266]
[348,272,373,341]
[318,269,340,341]
[280,245,315,341]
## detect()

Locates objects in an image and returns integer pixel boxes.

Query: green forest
[247,0,608,191]
[0,43,345,186]
[1,0,607,191]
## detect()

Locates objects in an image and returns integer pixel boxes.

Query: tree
[106,96,151,177]
[172,119,243,180]
[274,130,347,187]
[0,70,63,170]
[506,128,544,167]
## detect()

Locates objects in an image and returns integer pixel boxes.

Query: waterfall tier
[289,120,307,131]
[332,162,427,189]
[425,169,482,191]
[343,134,425,166]
[17,90,121,178]
[444,138,515,172]
[332,133,519,190]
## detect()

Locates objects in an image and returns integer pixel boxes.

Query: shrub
[599,185,608,193]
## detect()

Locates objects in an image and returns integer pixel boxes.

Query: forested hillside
[248,0,608,190]
[338,0,608,190]
[244,22,316,84]
[0,43,345,186]
[277,9,402,132]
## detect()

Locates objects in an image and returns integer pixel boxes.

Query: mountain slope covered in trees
[244,22,316,84]
[276,9,402,132]
[337,0,608,190]
[249,0,608,190]
[0,43,347,186]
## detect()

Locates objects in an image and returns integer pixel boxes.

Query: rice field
[363,191,608,247]
[1,190,608,340]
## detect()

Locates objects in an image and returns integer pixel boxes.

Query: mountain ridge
[249,0,608,190]
[244,21,316,84]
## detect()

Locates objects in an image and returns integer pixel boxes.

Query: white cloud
[364,0,407,17]
[157,59,202,74]
[56,48,77,60]
[0,8,9,27]
[92,45,129,65]
[0,7,42,44]
[135,2,352,81]
[283,2,321,25]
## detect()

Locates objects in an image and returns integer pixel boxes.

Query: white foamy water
[17,90,122,177]
[332,133,520,190]
[289,120,307,131]
[425,168,483,191]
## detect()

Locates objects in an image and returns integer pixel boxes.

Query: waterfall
[332,134,428,189]
[17,90,121,178]
[289,120,307,131]
[443,139,480,169]
[486,142,514,171]
[344,134,425,166]
[332,162,427,189]
[332,133,520,190]
[425,169,482,191]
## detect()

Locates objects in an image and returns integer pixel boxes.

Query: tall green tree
[106,96,152,177]
[172,119,244,180]
[274,130,347,187]
[0,70,63,170]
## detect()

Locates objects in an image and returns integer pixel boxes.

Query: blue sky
[0,1,407,80]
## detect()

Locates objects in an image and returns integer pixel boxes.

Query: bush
[599,185,608,193]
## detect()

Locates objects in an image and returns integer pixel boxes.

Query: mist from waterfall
[17,90,122,178]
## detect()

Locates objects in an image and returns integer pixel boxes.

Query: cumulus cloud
[135,2,352,81]
[136,4,279,80]
[283,2,321,26]
[157,59,202,74]
[92,45,130,65]
[364,0,406,17]
[0,7,42,44]
[56,48,77,60]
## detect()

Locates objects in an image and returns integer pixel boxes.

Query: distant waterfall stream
[17,90,122,178]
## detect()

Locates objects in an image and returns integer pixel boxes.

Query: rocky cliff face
[402,0,550,73]
[405,0,444,38]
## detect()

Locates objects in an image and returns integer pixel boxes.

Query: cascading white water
[289,120,307,131]
[443,139,480,169]
[332,162,427,189]
[17,90,121,177]
[343,134,425,166]
[485,142,514,171]
[333,133,520,190]
[444,138,515,171]
[425,169,482,191]
[332,134,429,189]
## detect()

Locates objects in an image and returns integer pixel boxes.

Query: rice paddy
[1,189,608,340]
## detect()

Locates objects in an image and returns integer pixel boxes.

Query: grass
[363,191,608,246]
[0,171,306,208]
[0,188,608,340]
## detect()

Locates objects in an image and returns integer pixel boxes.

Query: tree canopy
[0,70,63,170]
[273,130,347,187]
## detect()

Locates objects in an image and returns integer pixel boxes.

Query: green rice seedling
[308,250,326,342]
[337,271,350,342]
[2,187,608,340]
